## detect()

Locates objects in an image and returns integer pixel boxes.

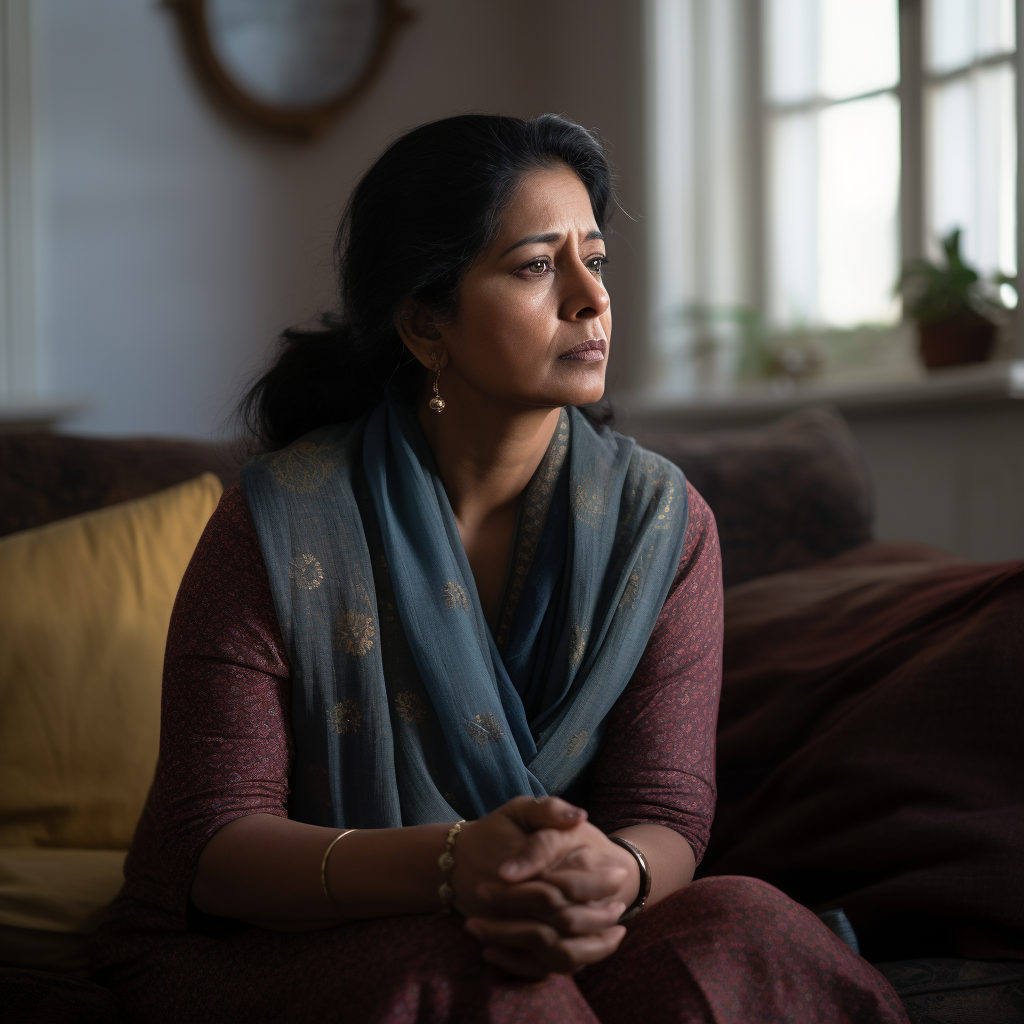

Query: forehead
[496,166,598,238]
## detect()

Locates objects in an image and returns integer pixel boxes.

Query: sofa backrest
[634,407,874,586]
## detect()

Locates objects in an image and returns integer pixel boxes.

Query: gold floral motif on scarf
[267,440,334,494]
[336,610,375,656]
[443,582,468,611]
[465,712,504,745]
[619,569,641,609]
[329,699,361,735]
[572,480,607,528]
[642,455,677,530]
[564,730,590,758]
[394,691,426,724]
[569,623,588,668]
[289,553,324,591]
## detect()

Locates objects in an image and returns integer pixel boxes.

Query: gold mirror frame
[167,0,412,139]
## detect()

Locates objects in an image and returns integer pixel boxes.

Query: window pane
[767,0,898,103]
[768,112,818,323]
[928,63,1017,275]
[927,0,1015,74]
[768,95,901,328]
[766,0,817,103]
[818,94,901,325]
[819,0,899,100]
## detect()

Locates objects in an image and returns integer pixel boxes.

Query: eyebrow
[500,229,604,258]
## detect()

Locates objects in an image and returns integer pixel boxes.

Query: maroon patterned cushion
[0,432,241,538]
[634,407,874,586]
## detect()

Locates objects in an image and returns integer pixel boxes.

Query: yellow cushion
[0,848,126,933]
[0,474,223,848]
[0,848,127,973]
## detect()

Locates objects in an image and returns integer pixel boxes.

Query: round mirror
[171,0,408,137]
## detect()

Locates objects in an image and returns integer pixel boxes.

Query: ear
[396,298,449,371]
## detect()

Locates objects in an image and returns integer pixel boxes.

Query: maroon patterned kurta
[93,484,908,1023]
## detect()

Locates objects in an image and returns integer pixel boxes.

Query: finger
[541,863,630,904]
[498,827,582,882]
[480,945,553,980]
[540,927,627,973]
[544,902,627,937]
[504,795,587,833]
[465,917,561,954]
[478,883,626,936]
[477,880,572,918]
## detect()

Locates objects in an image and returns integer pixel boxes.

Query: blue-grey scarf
[241,394,687,829]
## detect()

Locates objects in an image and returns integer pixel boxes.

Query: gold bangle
[437,819,466,912]
[321,829,355,912]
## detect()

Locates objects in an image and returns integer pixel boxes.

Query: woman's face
[426,165,611,412]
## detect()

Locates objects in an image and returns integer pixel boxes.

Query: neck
[416,385,560,534]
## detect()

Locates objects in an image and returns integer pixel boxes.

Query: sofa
[0,410,1020,1024]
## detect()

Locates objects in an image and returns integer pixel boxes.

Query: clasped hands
[452,796,640,979]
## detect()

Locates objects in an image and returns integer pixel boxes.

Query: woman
[93,114,908,1023]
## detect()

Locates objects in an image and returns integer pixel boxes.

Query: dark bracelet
[608,835,651,923]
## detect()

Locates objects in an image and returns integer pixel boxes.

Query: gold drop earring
[429,352,446,412]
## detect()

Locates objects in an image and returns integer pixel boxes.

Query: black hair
[241,113,615,450]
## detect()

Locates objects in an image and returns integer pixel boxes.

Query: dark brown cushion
[700,542,1024,963]
[634,407,874,586]
[0,432,241,538]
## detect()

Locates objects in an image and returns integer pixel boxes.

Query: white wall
[36,0,646,439]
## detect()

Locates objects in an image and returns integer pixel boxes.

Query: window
[646,0,1021,388]
[765,0,901,328]
[925,0,1016,280]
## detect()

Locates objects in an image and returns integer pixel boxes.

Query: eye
[525,259,551,274]
[587,256,608,273]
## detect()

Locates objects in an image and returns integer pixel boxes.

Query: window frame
[753,0,1022,338]
[741,0,1019,352]
[0,0,39,402]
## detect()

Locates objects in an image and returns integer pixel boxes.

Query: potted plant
[896,228,1010,369]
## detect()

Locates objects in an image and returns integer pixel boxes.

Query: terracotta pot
[917,310,996,369]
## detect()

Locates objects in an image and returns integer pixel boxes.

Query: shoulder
[191,483,261,568]
[679,482,718,575]
[660,482,722,621]
[170,485,286,672]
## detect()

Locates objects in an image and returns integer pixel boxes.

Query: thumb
[504,796,587,834]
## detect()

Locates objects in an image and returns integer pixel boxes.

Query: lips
[559,339,606,362]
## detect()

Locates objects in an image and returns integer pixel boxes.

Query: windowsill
[614,359,1024,428]
[0,398,90,431]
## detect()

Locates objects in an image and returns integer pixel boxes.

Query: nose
[559,259,610,322]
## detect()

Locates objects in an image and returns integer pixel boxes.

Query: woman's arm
[190,797,593,929]
[160,489,593,933]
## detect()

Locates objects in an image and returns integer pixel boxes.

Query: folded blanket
[700,542,1024,962]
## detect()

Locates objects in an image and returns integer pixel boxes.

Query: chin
[553,366,607,408]
[540,380,606,409]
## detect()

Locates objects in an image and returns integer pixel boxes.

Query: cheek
[459,285,554,367]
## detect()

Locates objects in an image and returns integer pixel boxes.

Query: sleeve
[585,481,724,865]
[146,484,293,897]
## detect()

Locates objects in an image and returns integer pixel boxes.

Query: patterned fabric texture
[99,880,908,1024]
[240,399,688,827]
[635,406,873,586]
